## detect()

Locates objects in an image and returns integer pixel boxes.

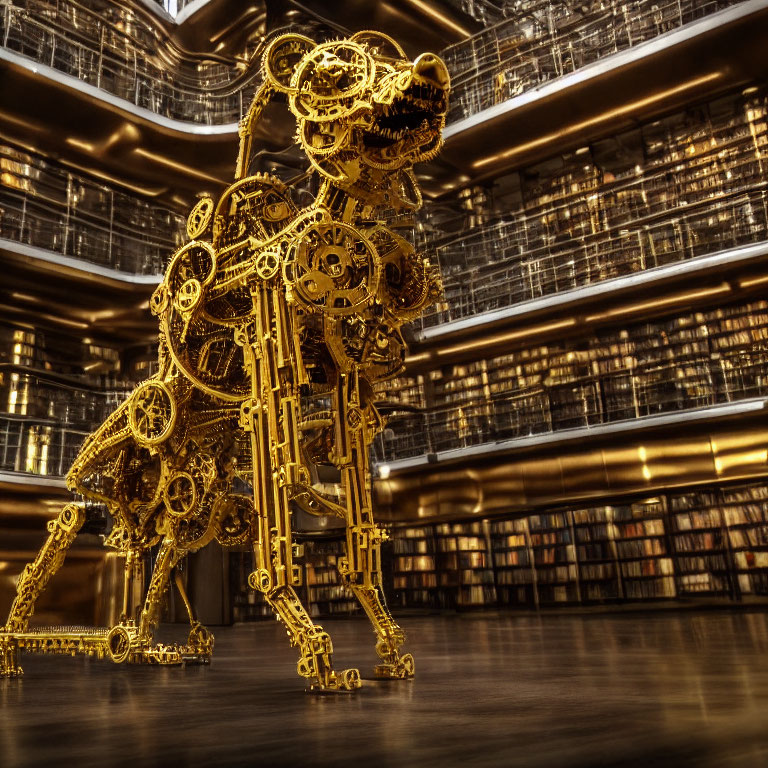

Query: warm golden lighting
[585,283,731,323]
[738,274,768,288]
[437,318,577,356]
[402,0,472,37]
[473,72,723,169]
[133,148,225,184]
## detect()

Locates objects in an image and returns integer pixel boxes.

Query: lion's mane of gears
[0,31,449,692]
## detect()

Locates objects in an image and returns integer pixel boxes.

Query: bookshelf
[1,139,185,275]
[434,521,497,608]
[526,512,579,605]
[376,295,768,465]
[721,484,768,596]
[492,517,537,607]
[303,539,359,617]
[385,483,768,611]
[420,84,768,330]
[572,506,621,603]
[391,526,440,609]
[612,498,676,600]
[667,490,732,597]
[443,0,744,125]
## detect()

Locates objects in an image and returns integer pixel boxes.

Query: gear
[286,222,380,315]
[174,278,202,314]
[166,241,217,297]
[107,624,138,664]
[164,472,198,519]
[350,30,407,60]
[186,196,215,239]
[128,380,177,446]
[290,41,374,123]
[263,34,314,93]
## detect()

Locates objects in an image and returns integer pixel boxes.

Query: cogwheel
[288,220,380,315]
[165,241,217,293]
[128,380,177,446]
[164,472,198,519]
[289,41,375,124]
[262,33,315,93]
[186,196,215,239]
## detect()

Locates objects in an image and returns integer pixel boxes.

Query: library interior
[2,0,768,766]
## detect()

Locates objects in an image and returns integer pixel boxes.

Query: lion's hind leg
[251,575,361,693]
[0,503,86,676]
[248,519,360,691]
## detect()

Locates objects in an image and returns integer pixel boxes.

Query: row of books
[224,481,768,618]
[387,485,768,608]
[418,86,768,328]
[377,297,768,463]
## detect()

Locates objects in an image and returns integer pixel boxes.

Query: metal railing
[375,298,768,463]
[1,141,185,275]
[418,86,768,329]
[0,0,260,124]
[0,370,130,476]
[443,0,747,124]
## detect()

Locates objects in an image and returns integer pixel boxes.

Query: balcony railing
[418,85,768,330]
[376,297,768,463]
[443,0,748,125]
[1,141,185,275]
[0,0,260,124]
[0,370,130,477]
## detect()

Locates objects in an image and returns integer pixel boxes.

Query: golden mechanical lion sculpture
[0,31,448,692]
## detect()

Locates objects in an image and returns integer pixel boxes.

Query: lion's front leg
[250,570,361,692]
[239,288,359,692]
[0,502,86,677]
[333,372,414,680]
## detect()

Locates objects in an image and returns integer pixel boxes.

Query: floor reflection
[2,611,768,767]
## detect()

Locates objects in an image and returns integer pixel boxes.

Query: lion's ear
[263,34,315,93]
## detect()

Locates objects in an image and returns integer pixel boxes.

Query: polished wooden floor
[2,610,768,767]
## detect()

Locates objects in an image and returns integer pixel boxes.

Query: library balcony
[416,83,768,335]
[0,0,259,125]
[428,0,768,193]
[444,0,753,126]
[1,140,184,277]
[377,293,768,468]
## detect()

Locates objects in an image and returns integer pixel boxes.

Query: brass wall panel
[376,419,768,523]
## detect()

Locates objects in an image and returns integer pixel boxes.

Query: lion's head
[261,31,450,210]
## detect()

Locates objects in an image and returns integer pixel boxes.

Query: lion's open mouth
[365,81,446,148]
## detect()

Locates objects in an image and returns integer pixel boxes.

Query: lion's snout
[413,53,450,93]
